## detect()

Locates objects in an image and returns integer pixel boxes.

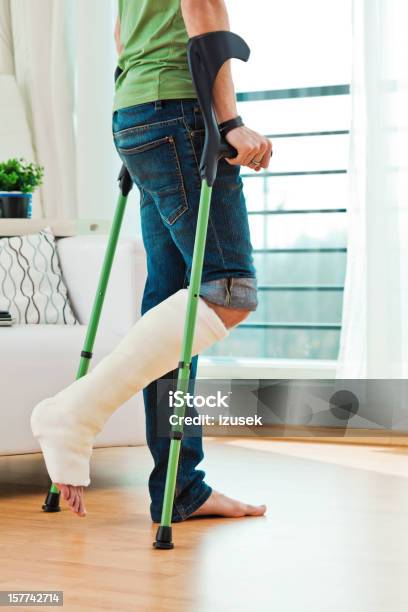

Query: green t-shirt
[114,0,196,111]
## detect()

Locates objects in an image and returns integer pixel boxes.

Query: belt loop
[180,99,185,118]
[155,100,162,110]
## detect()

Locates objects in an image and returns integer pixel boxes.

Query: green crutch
[41,163,133,512]
[153,31,250,549]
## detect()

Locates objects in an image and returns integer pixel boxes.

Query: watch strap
[218,115,244,136]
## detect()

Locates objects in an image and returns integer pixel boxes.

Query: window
[204,0,352,360]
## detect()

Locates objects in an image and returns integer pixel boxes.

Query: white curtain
[4,0,120,221]
[0,0,13,74]
[74,0,119,221]
[337,0,408,378]
[10,0,76,218]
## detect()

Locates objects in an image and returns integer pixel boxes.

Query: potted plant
[0,158,44,219]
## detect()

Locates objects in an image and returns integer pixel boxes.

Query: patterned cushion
[0,227,77,324]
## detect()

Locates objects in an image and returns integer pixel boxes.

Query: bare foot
[57,484,87,517]
[190,490,266,519]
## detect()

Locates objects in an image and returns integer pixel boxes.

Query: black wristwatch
[218,115,244,137]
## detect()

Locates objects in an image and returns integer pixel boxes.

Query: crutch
[153,31,250,549]
[41,160,133,512]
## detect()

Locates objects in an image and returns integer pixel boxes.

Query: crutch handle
[114,47,240,181]
[219,138,238,160]
[114,67,134,197]
[118,164,133,197]
[187,31,250,185]
[114,65,123,83]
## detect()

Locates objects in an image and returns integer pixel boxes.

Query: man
[31,0,272,520]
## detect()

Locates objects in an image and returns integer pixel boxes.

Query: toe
[66,486,76,504]
[246,503,267,516]
[77,488,87,517]
[71,491,80,514]
[66,488,77,511]
[57,484,69,501]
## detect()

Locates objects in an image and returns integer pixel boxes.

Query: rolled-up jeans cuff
[199,277,258,311]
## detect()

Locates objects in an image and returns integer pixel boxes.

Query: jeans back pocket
[117,132,188,226]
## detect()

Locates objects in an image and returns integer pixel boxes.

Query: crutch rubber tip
[153,526,174,549]
[42,491,61,513]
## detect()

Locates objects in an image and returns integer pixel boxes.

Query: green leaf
[0,158,44,193]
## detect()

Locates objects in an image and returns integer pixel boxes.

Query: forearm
[180,0,238,122]
[115,15,123,55]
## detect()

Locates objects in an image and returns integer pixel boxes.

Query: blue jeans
[112,98,257,522]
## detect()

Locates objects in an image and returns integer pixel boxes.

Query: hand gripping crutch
[153,31,250,549]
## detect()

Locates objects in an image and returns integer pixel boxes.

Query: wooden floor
[1,438,408,612]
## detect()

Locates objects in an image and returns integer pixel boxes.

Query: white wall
[74,0,141,234]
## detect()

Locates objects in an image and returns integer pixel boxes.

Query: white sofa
[0,234,148,455]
